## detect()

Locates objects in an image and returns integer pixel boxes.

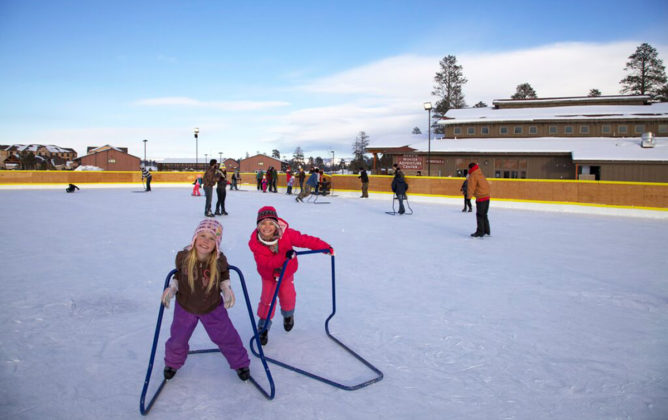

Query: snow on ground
[1,185,667,419]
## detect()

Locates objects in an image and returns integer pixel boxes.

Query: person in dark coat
[391,166,408,214]
[214,165,228,216]
[460,174,472,212]
[358,168,369,198]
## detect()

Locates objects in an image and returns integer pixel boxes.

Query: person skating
[214,164,228,216]
[467,162,491,237]
[460,174,472,212]
[358,168,369,198]
[391,165,408,214]
[295,168,318,202]
[161,219,250,381]
[141,166,152,191]
[203,160,218,217]
[248,206,333,345]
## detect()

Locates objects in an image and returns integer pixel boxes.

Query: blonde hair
[184,246,219,293]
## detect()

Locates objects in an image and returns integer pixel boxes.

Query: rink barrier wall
[1,170,667,210]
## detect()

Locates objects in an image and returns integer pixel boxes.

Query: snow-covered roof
[404,136,668,162]
[438,102,668,125]
[8,144,75,153]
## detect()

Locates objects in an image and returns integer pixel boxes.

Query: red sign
[397,154,423,170]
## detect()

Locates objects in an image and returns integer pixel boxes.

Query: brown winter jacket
[467,165,491,201]
[174,249,230,314]
[203,165,219,188]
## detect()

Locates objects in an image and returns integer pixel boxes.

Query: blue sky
[1,0,667,161]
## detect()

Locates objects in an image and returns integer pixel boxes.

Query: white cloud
[134,97,291,111]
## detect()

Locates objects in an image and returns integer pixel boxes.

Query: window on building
[618,125,628,134]
[467,127,475,135]
[602,124,611,134]
[514,126,523,134]
[481,126,489,135]
[108,159,116,164]
[520,171,526,179]
[454,127,462,135]
[495,170,501,178]
[564,126,573,134]
[659,124,668,134]
[499,126,508,135]
[529,126,537,134]
[549,126,557,134]
[634,124,645,134]
[579,125,590,134]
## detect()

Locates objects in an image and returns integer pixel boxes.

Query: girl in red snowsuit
[248,206,333,345]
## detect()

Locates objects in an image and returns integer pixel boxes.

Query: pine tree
[292,147,304,166]
[511,83,538,99]
[588,89,602,97]
[351,131,370,171]
[412,127,422,135]
[432,55,467,116]
[272,149,280,159]
[620,43,667,99]
[473,101,488,108]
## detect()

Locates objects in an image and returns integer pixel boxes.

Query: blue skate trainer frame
[249,249,384,390]
[140,266,275,416]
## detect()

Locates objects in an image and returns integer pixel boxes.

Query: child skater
[161,219,250,381]
[248,206,333,345]
[192,175,202,196]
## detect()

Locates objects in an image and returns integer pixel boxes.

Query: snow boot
[283,315,294,332]
[236,367,250,381]
[164,366,177,380]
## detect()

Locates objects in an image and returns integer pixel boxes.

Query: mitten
[285,250,296,259]
[221,279,235,309]
[273,268,281,281]
[161,277,178,308]
[326,247,335,256]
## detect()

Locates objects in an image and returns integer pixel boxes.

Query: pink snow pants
[257,275,296,320]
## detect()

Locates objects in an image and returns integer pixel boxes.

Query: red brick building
[239,154,282,173]
[78,145,141,171]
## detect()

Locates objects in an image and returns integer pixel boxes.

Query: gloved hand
[273,268,281,281]
[285,250,296,259]
[161,277,178,308]
[325,247,335,256]
[221,279,235,309]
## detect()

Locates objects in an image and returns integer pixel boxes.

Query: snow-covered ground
[1,185,667,419]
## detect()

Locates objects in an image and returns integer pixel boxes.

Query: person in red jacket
[248,206,333,345]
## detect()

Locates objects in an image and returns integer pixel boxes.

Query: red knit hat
[257,206,279,224]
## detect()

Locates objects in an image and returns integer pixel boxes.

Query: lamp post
[331,150,335,173]
[193,127,199,170]
[204,153,208,165]
[219,152,222,163]
[142,139,147,166]
[423,102,433,176]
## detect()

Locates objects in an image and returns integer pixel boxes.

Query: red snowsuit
[248,218,331,320]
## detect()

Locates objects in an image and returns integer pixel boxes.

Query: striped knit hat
[256,206,279,225]
[191,219,223,251]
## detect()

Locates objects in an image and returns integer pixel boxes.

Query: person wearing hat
[467,162,491,237]
[248,206,333,345]
[161,219,251,381]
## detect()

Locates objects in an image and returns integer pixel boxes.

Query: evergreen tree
[412,127,422,135]
[315,156,324,168]
[292,147,304,166]
[473,101,488,108]
[588,89,602,97]
[511,83,538,99]
[271,149,280,159]
[432,55,468,116]
[350,131,370,171]
[620,43,667,99]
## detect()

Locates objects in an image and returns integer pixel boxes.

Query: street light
[331,150,335,173]
[219,152,222,163]
[423,102,433,176]
[193,127,199,170]
[142,139,147,166]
